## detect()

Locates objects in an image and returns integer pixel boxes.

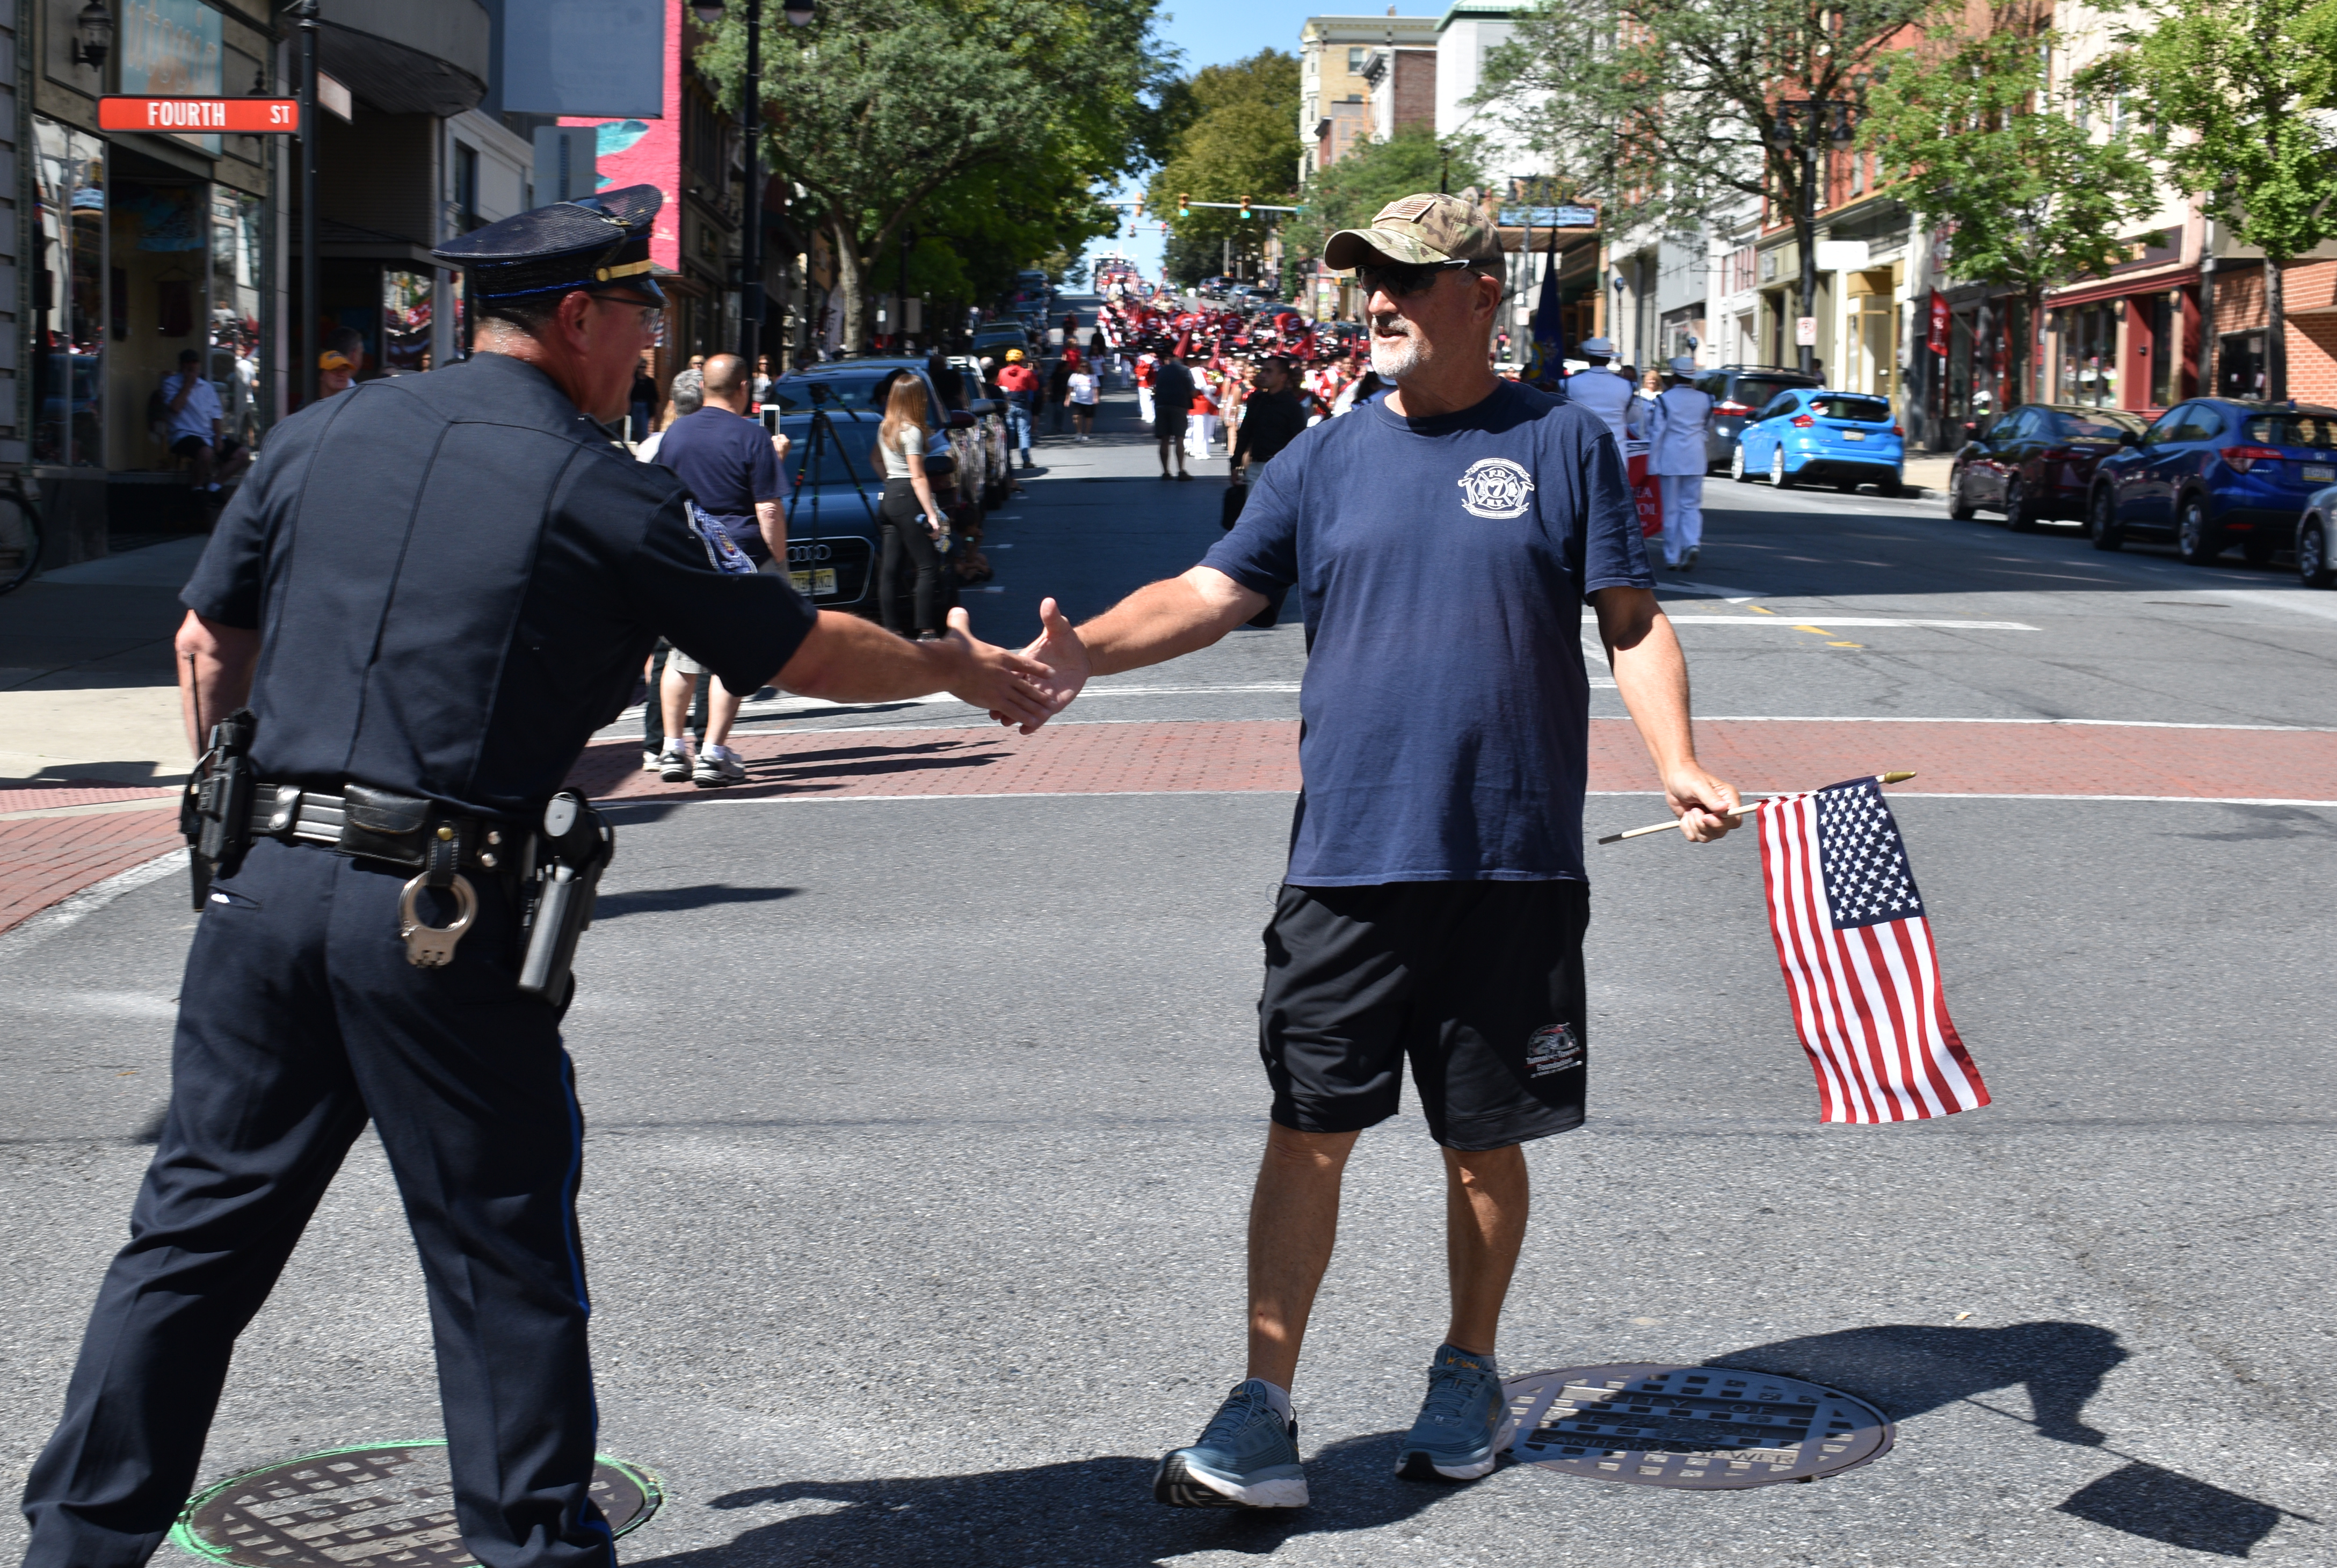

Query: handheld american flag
[1755,777,1990,1123]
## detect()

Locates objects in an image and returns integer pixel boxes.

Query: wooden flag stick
[1596,772,1917,845]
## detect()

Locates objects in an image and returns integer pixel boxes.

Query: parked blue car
[1729,388,1905,495]
[2085,398,2337,565]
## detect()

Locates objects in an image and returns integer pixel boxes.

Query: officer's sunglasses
[1356,258,1479,300]
[594,293,666,344]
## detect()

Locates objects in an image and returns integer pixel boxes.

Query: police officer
[1645,354,1715,571]
[19,187,1061,1568]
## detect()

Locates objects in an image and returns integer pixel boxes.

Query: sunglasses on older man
[1356,257,1480,299]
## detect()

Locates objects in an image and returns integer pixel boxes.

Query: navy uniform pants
[20,838,613,1568]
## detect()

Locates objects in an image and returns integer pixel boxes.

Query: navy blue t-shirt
[1202,378,1651,885]
[655,406,786,560]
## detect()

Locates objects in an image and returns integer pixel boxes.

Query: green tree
[1144,51,1302,286]
[1474,0,1927,373]
[702,0,1168,349]
[1284,123,1485,288]
[1859,6,2159,402]
[2090,0,2337,399]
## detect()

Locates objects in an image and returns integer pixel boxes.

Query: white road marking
[1685,714,2329,731]
[614,788,2337,808]
[1653,580,1766,602]
[1659,616,2040,630]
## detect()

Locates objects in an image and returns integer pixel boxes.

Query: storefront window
[382,270,434,375]
[111,179,208,470]
[32,118,106,467]
[2219,331,2266,399]
[2058,302,2118,408]
[210,188,264,448]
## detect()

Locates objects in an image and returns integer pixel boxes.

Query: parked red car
[1948,404,2149,530]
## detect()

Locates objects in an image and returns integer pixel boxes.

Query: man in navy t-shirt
[651,352,790,785]
[1014,193,1743,1511]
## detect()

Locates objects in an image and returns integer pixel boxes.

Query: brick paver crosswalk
[6,715,2332,936]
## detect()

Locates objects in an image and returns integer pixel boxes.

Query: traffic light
[1133,198,1144,218]
[1239,195,1252,219]
[1178,193,1189,217]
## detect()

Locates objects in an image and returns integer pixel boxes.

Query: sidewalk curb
[0,844,186,956]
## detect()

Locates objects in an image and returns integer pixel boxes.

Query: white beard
[1370,320,1425,380]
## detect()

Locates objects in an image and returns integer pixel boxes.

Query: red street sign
[99,97,302,134]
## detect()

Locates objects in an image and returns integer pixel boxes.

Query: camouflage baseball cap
[1324,192,1506,279]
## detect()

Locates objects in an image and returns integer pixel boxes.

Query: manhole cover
[169,1441,661,1566]
[1502,1363,1893,1490]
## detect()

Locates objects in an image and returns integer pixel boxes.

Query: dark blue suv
[2086,398,2337,565]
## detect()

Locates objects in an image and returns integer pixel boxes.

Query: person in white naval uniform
[1644,354,1714,570]
[1564,337,1636,446]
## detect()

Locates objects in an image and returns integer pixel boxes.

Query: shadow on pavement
[1713,1319,2125,1444]
[635,1433,1457,1567]
[591,884,800,919]
[1710,1322,2296,1557]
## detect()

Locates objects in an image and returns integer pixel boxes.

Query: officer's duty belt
[246,782,513,877]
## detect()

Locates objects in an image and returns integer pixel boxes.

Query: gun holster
[183,708,257,907]
[517,791,614,1007]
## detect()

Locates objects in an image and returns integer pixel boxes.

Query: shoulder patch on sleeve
[687,502,759,575]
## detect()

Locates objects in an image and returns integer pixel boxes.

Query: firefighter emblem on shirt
[1457,457,1536,519]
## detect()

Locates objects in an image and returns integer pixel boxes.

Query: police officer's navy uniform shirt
[182,352,816,822]
[652,404,787,561]
[1203,378,1650,885]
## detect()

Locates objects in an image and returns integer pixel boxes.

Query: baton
[1597,771,1917,844]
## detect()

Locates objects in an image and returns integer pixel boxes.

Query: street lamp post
[292,0,320,408]
[695,0,815,369]
[1766,92,1866,379]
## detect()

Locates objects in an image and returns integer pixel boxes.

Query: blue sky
[1083,0,1440,282]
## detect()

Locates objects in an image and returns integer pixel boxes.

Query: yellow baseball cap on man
[1324,192,1506,281]
[1005,347,1026,362]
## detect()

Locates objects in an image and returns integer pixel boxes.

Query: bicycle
[0,472,41,596]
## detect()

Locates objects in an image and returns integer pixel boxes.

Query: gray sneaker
[657,743,692,783]
[1154,1380,1308,1508]
[1395,1347,1514,1482]
[693,743,747,787]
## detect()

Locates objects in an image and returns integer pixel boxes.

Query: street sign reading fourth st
[99,97,302,134]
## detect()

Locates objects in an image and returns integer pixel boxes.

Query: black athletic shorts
[1258,880,1590,1151]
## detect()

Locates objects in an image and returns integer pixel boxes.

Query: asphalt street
[3,388,2334,1567]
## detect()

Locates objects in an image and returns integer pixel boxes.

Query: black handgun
[184,708,256,907]
[517,790,614,1006]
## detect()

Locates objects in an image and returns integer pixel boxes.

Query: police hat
[433,184,666,306]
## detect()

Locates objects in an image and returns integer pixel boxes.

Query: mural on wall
[561,0,681,273]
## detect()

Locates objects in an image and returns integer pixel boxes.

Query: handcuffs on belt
[234,780,612,992]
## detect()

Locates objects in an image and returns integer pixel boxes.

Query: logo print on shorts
[1525,1023,1581,1079]
[1457,458,1535,519]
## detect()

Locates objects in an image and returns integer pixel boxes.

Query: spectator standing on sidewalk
[873,375,953,637]
[650,352,792,787]
[636,373,706,765]
[1047,351,1075,434]
[1153,347,1197,480]
[997,349,1039,469]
